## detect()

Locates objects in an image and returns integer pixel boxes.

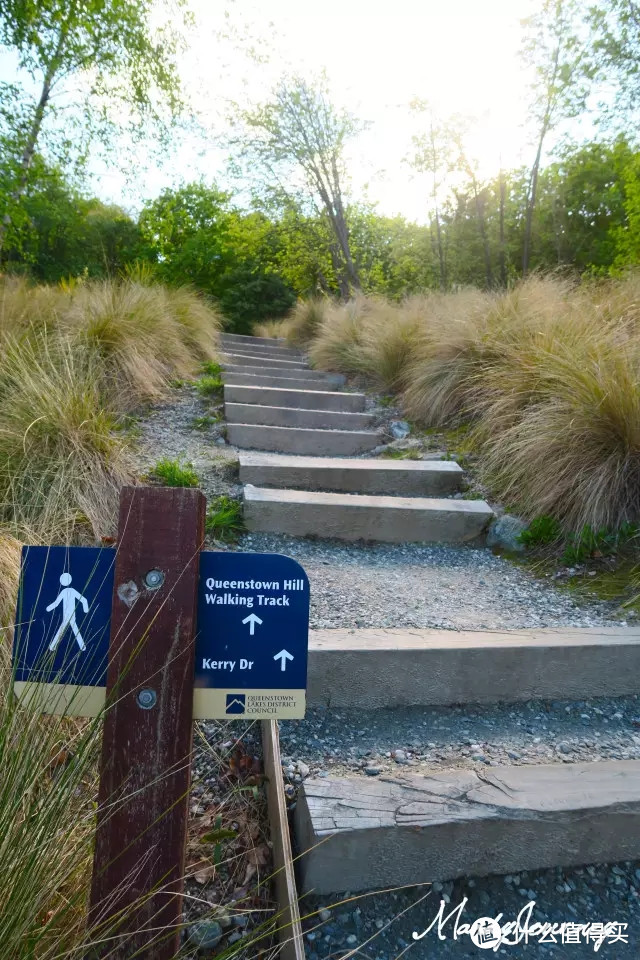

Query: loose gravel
[299,864,637,959]
[237,533,623,631]
[280,697,640,779]
[135,384,241,506]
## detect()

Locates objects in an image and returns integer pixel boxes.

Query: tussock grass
[253,319,290,338]
[0,690,101,958]
[296,275,640,531]
[0,332,131,543]
[0,276,221,956]
[0,276,220,546]
[286,297,329,345]
[0,533,21,635]
[307,296,368,375]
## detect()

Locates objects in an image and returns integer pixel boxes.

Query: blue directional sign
[13,546,115,715]
[13,545,310,720]
[194,551,310,719]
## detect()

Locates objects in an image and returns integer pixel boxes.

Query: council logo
[225,693,246,715]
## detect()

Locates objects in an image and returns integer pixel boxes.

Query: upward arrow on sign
[274,649,294,671]
[242,613,263,636]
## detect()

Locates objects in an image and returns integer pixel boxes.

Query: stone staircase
[219,334,494,543]
[219,333,640,907]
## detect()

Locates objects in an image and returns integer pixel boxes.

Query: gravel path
[280,697,640,779]
[135,383,241,506]
[134,380,637,959]
[237,533,623,630]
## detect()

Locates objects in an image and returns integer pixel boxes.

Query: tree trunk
[472,183,493,288]
[522,43,559,277]
[433,206,446,290]
[499,168,507,287]
[0,75,54,256]
[0,19,68,260]
[330,155,360,291]
[314,176,358,296]
[522,128,546,277]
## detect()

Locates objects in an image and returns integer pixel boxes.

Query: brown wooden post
[89,486,206,959]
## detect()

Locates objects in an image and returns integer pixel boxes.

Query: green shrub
[206,496,245,542]
[518,515,563,548]
[201,361,223,377]
[149,458,199,488]
[562,523,638,564]
[191,414,220,430]
[197,375,224,397]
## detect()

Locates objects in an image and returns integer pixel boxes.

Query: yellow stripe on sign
[14,681,307,720]
[13,680,106,717]
[193,688,306,720]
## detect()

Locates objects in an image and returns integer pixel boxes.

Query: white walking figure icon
[46,572,89,652]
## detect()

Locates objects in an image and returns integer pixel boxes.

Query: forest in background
[1,135,640,334]
[1,0,640,331]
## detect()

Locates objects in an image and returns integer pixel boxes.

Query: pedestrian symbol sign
[194,551,309,719]
[46,572,90,651]
[13,546,115,715]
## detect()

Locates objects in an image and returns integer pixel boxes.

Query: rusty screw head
[136,688,157,710]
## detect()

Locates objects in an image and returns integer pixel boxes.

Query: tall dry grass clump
[252,318,291,338]
[307,296,370,376]
[0,332,131,543]
[0,694,102,958]
[0,275,221,957]
[308,295,423,392]
[298,275,640,531]
[0,277,221,549]
[475,277,640,529]
[61,280,221,405]
[286,297,329,345]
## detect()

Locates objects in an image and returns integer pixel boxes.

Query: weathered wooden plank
[89,486,206,958]
[261,719,305,960]
[295,761,640,894]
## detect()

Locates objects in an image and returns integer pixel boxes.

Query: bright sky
[5,0,544,222]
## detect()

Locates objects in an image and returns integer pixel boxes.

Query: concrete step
[239,452,463,495]
[222,371,345,391]
[221,352,308,370]
[228,424,382,456]
[221,332,283,342]
[243,486,493,542]
[219,335,303,360]
[225,402,374,432]
[221,364,340,384]
[306,627,640,709]
[224,384,366,412]
[294,760,640,893]
[220,333,290,348]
